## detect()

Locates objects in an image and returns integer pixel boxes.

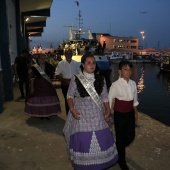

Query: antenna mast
[76,10,83,30]
[74,1,83,30]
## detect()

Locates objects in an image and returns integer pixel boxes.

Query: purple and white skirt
[68,128,118,170]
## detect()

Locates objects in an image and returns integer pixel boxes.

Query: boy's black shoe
[118,162,129,170]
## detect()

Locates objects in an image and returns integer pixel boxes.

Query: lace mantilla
[83,71,95,83]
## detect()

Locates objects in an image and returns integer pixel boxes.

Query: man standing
[55,49,80,114]
[14,49,31,99]
[102,40,106,54]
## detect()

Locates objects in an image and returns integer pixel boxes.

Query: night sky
[30,0,170,49]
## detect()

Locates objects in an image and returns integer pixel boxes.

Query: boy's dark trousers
[114,110,135,168]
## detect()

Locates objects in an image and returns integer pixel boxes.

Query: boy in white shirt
[108,60,139,170]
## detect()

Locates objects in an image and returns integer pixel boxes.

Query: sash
[32,58,37,64]
[33,63,52,84]
[76,72,104,113]
[114,98,133,112]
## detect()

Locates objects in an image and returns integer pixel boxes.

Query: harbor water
[110,63,170,126]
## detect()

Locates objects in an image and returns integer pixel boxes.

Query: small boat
[107,52,123,63]
[160,56,170,72]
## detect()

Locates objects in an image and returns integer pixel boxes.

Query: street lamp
[140,31,145,55]
[142,35,145,43]
[140,31,144,35]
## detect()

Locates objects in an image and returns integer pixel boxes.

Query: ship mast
[64,1,93,40]
[74,10,83,39]
[76,10,83,31]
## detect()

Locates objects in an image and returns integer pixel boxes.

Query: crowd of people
[56,39,106,56]
[14,48,139,170]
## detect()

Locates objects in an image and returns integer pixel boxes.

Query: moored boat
[160,56,170,72]
[59,9,112,88]
[127,59,153,63]
[106,51,123,63]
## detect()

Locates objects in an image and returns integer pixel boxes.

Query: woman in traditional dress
[63,53,118,170]
[25,54,61,119]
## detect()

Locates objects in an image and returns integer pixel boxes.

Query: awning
[20,0,53,37]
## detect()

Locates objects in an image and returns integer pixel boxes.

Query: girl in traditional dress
[25,54,61,119]
[63,53,118,170]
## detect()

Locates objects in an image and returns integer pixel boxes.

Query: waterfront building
[0,0,53,113]
[141,48,161,57]
[93,33,139,56]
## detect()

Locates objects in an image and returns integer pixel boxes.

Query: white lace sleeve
[100,78,109,103]
[102,98,109,103]
[67,95,74,99]
[66,76,77,99]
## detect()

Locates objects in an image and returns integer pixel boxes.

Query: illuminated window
[118,45,124,48]
[119,39,124,42]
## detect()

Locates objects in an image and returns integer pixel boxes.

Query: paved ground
[0,86,170,170]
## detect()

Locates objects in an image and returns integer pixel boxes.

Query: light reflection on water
[110,63,170,95]
[110,63,146,94]
[137,68,145,93]
[110,63,170,126]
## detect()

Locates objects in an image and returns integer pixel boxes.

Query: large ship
[61,10,112,88]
